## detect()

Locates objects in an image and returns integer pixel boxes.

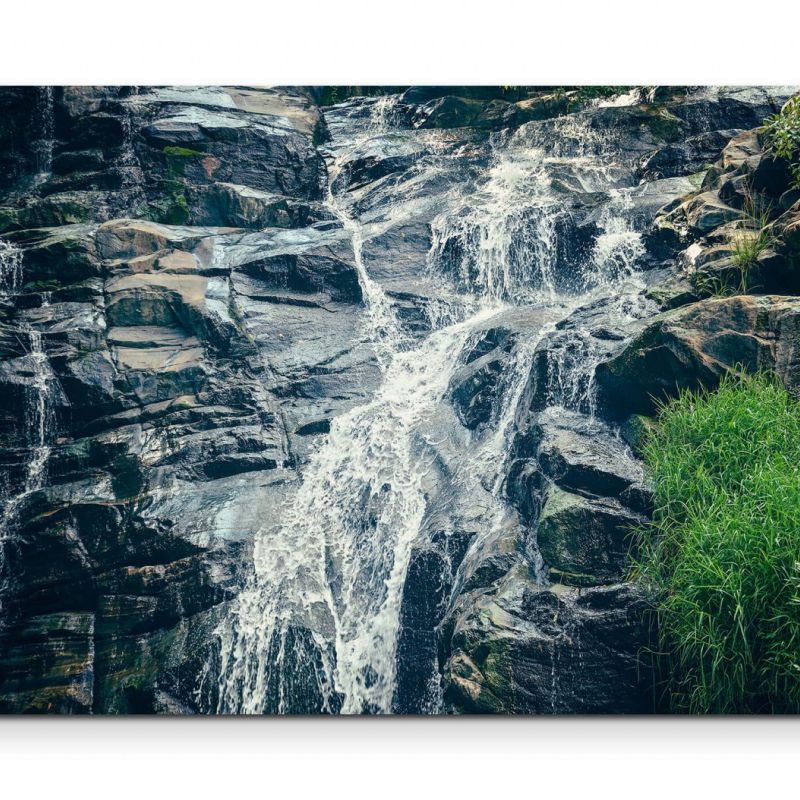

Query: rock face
[0,85,798,715]
[599,91,800,423]
[597,295,800,416]
[0,87,363,714]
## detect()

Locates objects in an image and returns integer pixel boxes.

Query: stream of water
[31,86,54,176]
[0,240,55,618]
[214,94,649,714]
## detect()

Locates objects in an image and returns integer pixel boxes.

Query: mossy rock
[620,414,659,456]
[645,273,698,310]
[0,207,20,233]
[645,109,684,143]
[537,486,639,585]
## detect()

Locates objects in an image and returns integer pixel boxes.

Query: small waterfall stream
[31,86,55,175]
[215,94,650,714]
[0,240,56,617]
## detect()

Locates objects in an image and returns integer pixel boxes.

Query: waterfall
[429,147,560,303]
[0,239,23,296]
[31,86,55,175]
[322,109,407,370]
[214,93,650,714]
[0,240,55,618]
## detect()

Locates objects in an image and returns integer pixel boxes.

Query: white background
[1,2,798,795]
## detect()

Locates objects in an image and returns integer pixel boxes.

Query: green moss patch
[163,146,205,158]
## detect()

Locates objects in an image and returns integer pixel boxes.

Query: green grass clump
[631,372,800,713]
[727,192,775,293]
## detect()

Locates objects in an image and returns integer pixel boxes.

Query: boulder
[536,486,641,586]
[535,411,644,499]
[449,345,511,429]
[442,573,652,714]
[596,295,800,416]
[683,192,740,234]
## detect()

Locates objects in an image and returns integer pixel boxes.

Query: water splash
[216,92,652,714]
[0,239,22,296]
[429,144,559,303]
[322,100,408,369]
[588,190,645,285]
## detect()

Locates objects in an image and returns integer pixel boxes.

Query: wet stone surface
[0,85,797,714]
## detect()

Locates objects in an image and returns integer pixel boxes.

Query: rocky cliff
[0,85,797,714]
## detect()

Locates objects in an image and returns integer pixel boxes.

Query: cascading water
[428,142,560,303]
[0,239,23,295]
[214,92,650,714]
[0,240,55,617]
[31,86,54,175]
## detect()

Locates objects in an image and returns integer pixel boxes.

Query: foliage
[695,189,776,297]
[762,95,800,188]
[728,190,776,292]
[631,373,800,713]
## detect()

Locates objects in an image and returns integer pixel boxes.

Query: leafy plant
[762,95,800,188]
[631,372,800,713]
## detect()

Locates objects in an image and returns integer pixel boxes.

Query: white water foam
[215,94,650,714]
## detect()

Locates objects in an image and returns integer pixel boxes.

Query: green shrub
[631,372,800,713]
[762,95,800,188]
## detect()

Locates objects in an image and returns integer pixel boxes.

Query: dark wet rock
[399,87,585,132]
[235,239,363,304]
[449,344,512,429]
[536,486,641,586]
[596,295,800,417]
[6,224,100,284]
[667,191,740,236]
[442,572,652,713]
[187,183,331,229]
[411,96,523,131]
[638,129,739,180]
[505,458,547,526]
[644,271,698,310]
[394,528,475,713]
[0,612,95,713]
[2,84,798,715]
[535,410,645,500]
[331,136,426,192]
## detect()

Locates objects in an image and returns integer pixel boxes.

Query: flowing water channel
[0,239,55,618]
[212,93,651,714]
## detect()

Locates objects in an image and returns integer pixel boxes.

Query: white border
[1,2,799,792]
[2,717,800,798]
[0,1,797,85]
